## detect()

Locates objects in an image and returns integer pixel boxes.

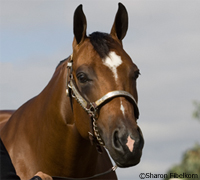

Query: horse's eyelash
[135,71,141,79]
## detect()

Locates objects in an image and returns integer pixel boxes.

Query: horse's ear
[110,3,128,43]
[73,4,87,45]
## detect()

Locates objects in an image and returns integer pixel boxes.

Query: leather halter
[52,55,139,180]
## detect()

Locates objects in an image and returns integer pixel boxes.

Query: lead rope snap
[112,164,118,171]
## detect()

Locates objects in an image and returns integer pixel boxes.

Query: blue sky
[1,1,200,179]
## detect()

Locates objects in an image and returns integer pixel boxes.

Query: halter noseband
[66,55,139,148]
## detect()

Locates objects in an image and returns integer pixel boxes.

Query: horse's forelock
[89,32,114,59]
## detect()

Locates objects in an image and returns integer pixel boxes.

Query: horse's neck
[33,64,99,176]
[40,63,73,124]
[1,62,99,177]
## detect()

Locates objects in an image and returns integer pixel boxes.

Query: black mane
[56,57,68,69]
[89,32,114,59]
[57,32,114,68]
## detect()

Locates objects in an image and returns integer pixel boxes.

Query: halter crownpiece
[66,55,139,147]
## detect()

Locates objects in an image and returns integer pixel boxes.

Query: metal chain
[93,118,105,146]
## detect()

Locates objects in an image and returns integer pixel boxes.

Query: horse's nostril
[113,131,120,148]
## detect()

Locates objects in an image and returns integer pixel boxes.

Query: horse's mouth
[103,125,144,168]
[110,145,143,168]
[115,157,141,168]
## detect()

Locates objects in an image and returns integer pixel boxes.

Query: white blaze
[120,100,125,117]
[103,51,122,82]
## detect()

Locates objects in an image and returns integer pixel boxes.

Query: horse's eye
[77,73,89,83]
[135,71,141,80]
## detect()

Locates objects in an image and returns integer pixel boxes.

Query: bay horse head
[68,3,144,168]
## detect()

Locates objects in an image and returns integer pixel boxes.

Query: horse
[0,110,14,130]
[0,3,144,180]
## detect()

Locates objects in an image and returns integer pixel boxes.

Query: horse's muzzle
[107,125,144,168]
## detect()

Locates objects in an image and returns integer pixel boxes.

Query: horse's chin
[110,149,142,168]
[115,153,142,168]
[116,160,140,168]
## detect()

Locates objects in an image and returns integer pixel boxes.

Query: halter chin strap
[66,55,139,147]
